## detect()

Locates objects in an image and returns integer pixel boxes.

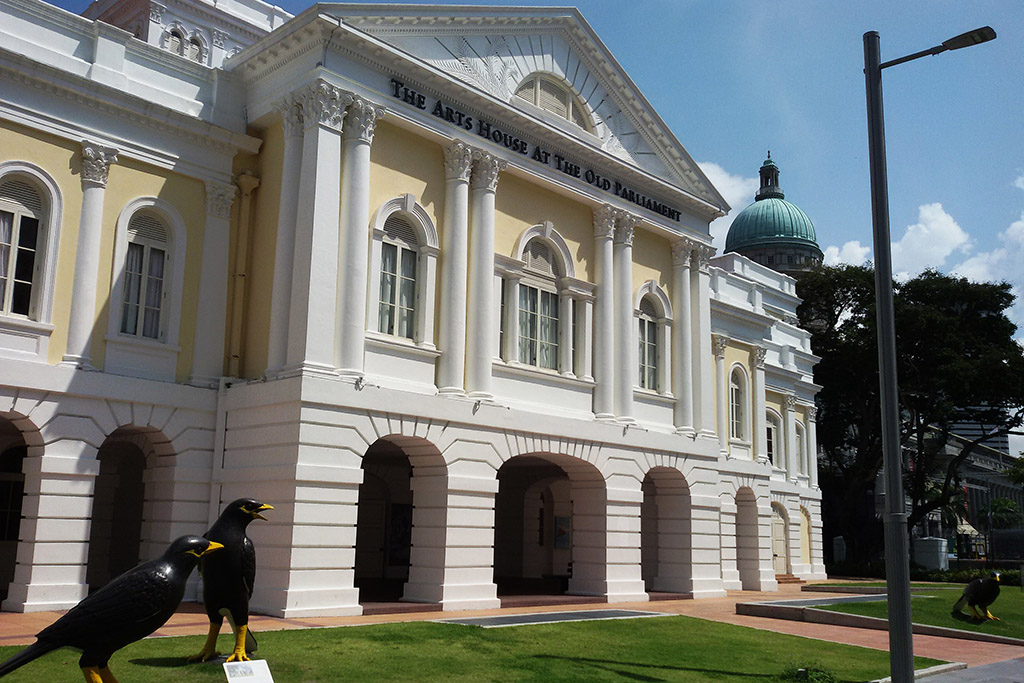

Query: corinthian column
[592,205,616,419]
[337,97,385,377]
[671,239,694,432]
[464,151,505,398]
[266,96,304,376]
[437,140,473,395]
[807,406,820,488]
[752,346,768,463]
[284,80,352,377]
[713,334,729,455]
[63,142,118,369]
[190,181,237,385]
[694,244,716,437]
[784,394,798,481]
[613,212,638,421]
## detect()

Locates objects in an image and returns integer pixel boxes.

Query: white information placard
[222,659,275,682]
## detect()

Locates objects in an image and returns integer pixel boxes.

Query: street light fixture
[863,26,995,683]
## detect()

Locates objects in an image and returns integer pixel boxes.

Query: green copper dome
[724,154,822,257]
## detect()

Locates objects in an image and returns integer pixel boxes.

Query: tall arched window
[518,239,560,370]
[638,296,658,391]
[119,211,169,340]
[0,177,43,319]
[796,421,806,475]
[187,37,202,62]
[514,74,593,133]
[166,29,184,55]
[729,368,747,441]
[378,213,418,340]
[766,411,783,467]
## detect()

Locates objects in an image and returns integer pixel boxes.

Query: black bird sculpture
[188,498,273,663]
[0,535,222,682]
[952,570,1001,620]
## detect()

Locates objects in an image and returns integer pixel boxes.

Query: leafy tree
[984,497,1022,530]
[796,265,1024,560]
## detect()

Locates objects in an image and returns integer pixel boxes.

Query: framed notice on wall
[554,516,571,549]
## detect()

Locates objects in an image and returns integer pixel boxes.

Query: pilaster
[613,212,638,421]
[752,346,768,463]
[671,239,694,432]
[693,245,716,437]
[592,205,616,419]
[713,334,729,456]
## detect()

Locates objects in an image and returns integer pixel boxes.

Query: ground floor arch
[494,453,607,598]
[641,467,692,595]
[0,416,28,602]
[770,502,790,576]
[735,487,760,590]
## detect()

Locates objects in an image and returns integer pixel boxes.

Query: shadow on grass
[128,657,196,668]
[532,654,776,681]
[949,611,986,625]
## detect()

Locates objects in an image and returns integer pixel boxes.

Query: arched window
[514,74,593,133]
[166,29,184,55]
[119,211,169,340]
[796,421,806,475]
[518,239,561,370]
[0,177,43,318]
[638,296,658,390]
[378,213,418,340]
[766,411,783,467]
[729,368,747,441]
[187,37,202,62]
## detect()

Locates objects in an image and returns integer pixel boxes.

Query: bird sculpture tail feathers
[952,593,967,613]
[0,640,58,678]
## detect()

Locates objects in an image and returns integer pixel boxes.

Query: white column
[808,406,819,488]
[713,334,729,455]
[558,289,573,376]
[267,97,304,376]
[465,151,505,398]
[578,296,594,381]
[592,205,616,419]
[283,81,351,377]
[613,212,638,421]
[189,181,236,386]
[228,172,260,377]
[336,97,385,376]
[502,275,520,363]
[63,142,117,369]
[671,239,694,432]
[752,346,768,463]
[693,245,716,436]
[784,394,798,481]
[437,141,473,394]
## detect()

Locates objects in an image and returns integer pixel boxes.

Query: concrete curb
[737,601,1024,647]
[869,661,968,682]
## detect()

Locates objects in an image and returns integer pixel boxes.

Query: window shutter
[537,79,569,119]
[128,212,168,245]
[514,80,534,103]
[639,296,658,318]
[0,179,42,215]
[383,213,418,248]
[525,240,557,276]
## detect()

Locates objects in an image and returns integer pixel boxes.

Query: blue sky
[50,0,1024,444]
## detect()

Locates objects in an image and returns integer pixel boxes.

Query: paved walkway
[0,584,1020,673]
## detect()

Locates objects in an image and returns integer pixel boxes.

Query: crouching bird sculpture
[0,535,222,682]
[188,498,273,663]
[952,570,1001,620]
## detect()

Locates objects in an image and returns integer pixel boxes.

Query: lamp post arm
[879,45,946,70]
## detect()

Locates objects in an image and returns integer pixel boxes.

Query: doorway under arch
[493,453,607,601]
[770,502,790,576]
[640,467,692,595]
[0,417,27,602]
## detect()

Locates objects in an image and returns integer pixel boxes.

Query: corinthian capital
[80,142,118,187]
[671,238,695,266]
[614,212,639,246]
[205,181,236,218]
[470,151,506,191]
[594,204,616,239]
[295,80,352,132]
[752,345,767,368]
[808,405,818,421]
[275,96,304,138]
[346,97,386,143]
[695,244,716,271]
[443,139,473,182]
[712,334,728,357]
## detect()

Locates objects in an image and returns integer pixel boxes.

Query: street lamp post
[863,26,995,683]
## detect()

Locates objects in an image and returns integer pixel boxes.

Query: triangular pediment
[321,5,726,212]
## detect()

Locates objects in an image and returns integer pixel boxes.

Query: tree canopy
[796,264,1024,560]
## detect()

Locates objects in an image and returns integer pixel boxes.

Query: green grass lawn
[819,585,1024,640]
[0,616,944,682]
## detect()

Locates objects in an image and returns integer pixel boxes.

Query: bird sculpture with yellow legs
[0,535,222,682]
[952,570,1001,620]
[188,498,273,664]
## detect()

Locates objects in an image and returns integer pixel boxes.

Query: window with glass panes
[730,369,746,440]
[638,296,658,390]
[0,178,44,318]
[120,212,168,340]
[378,214,418,340]
[518,239,561,370]
[766,414,781,466]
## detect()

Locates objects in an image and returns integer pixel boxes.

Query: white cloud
[823,240,871,266]
[890,203,971,277]
[1014,174,1024,191]
[952,212,1024,340]
[698,162,759,249]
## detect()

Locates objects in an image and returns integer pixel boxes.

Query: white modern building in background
[0,0,825,617]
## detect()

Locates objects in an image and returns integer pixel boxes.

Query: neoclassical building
[0,0,825,616]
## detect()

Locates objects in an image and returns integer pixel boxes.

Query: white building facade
[0,0,825,616]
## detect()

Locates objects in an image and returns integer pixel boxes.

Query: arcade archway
[641,467,692,595]
[0,417,27,602]
[735,487,760,590]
